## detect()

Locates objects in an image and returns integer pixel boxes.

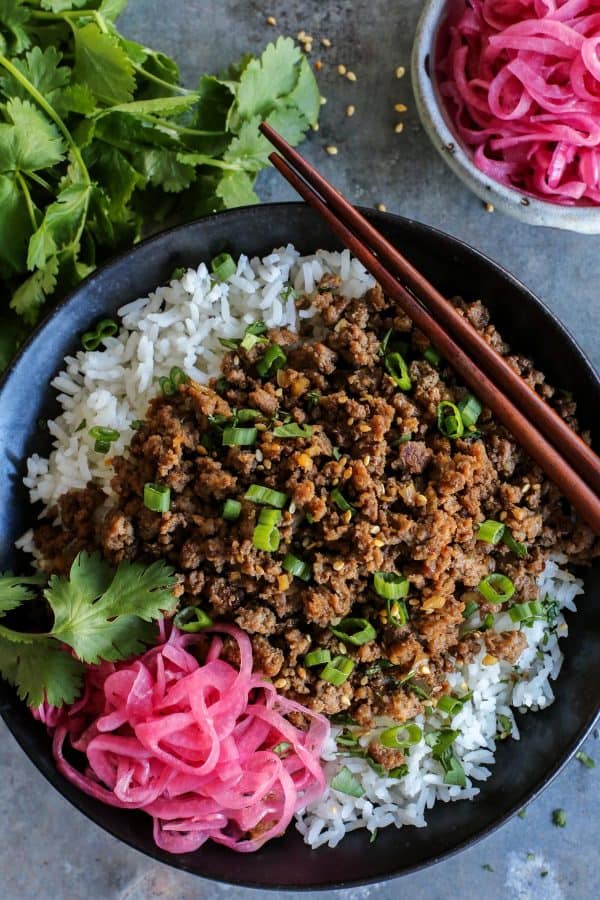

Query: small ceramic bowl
[411,0,600,234]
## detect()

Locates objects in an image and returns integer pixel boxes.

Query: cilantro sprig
[0,551,177,707]
[0,1,320,367]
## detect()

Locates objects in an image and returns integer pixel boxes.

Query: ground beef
[34,279,598,725]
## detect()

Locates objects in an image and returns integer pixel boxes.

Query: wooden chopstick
[259,129,600,533]
[260,121,600,497]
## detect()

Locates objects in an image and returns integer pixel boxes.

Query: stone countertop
[2,1,598,898]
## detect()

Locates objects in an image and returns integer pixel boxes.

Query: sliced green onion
[272,423,314,438]
[552,809,567,828]
[373,571,409,600]
[478,572,515,604]
[240,332,266,351]
[159,375,177,396]
[82,331,101,351]
[424,347,442,366]
[272,741,291,757]
[477,519,505,545]
[245,484,288,508]
[437,694,471,717]
[462,599,479,619]
[482,612,494,630]
[304,648,331,667]
[496,713,513,739]
[459,395,482,428]
[282,552,312,582]
[331,765,364,798]
[405,680,430,700]
[442,754,467,787]
[425,728,460,756]
[389,764,408,779]
[75,419,87,433]
[386,598,408,626]
[502,528,528,558]
[379,723,422,749]
[258,508,282,527]
[384,351,411,391]
[244,320,268,336]
[508,600,545,623]
[575,750,595,769]
[169,366,188,388]
[89,426,120,442]
[256,344,287,377]
[94,439,111,453]
[234,409,260,425]
[306,389,321,409]
[143,483,171,513]
[222,499,242,521]
[437,401,464,438]
[330,617,376,646]
[222,426,257,446]
[378,329,393,356]
[218,337,240,350]
[394,432,413,445]
[252,524,280,552]
[131,419,143,430]
[320,655,355,685]
[331,487,355,515]
[336,729,359,748]
[174,607,212,632]
[211,251,236,281]
[82,318,118,351]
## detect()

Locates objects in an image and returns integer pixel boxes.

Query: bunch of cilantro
[0,0,321,370]
[0,552,178,706]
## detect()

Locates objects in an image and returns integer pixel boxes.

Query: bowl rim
[411,0,600,234]
[1,201,599,889]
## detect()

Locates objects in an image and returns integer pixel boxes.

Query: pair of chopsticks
[259,122,600,534]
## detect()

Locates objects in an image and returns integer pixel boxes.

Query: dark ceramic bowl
[1,204,598,889]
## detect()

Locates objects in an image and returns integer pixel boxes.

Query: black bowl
[1,203,599,889]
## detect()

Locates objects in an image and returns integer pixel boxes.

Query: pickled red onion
[437,0,600,204]
[33,624,329,853]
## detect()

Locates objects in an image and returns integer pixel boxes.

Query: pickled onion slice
[33,624,329,853]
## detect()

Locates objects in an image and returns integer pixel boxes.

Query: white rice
[16,247,583,850]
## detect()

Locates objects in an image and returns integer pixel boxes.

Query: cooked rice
[17,247,583,849]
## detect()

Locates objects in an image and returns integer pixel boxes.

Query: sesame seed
[394,122,405,134]
[266,15,277,26]
[358,423,371,432]
[346,104,355,117]
[315,59,324,70]
[395,65,406,78]
[304,42,313,53]
[312,123,320,131]
[484,202,495,213]
[363,455,371,466]
[377,203,387,212]
[333,559,344,571]
[325,145,338,155]
[342,510,352,523]
[394,102,408,112]
[482,654,498,666]
[373,538,384,548]
[320,95,327,105]
[289,501,297,513]
[321,37,332,48]
[346,70,357,82]
[337,64,347,75]
[255,449,264,461]
[297,30,307,40]
[370,524,380,534]
[343,467,352,479]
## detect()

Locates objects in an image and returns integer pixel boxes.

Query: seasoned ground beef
[34,275,598,724]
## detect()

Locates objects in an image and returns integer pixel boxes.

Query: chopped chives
[508,600,545,624]
[256,344,287,377]
[210,251,236,281]
[258,508,282,526]
[552,809,567,828]
[379,723,422,749]
[320,655,355,685]
[222,499,242,521]
[159,375,177,395]
[463,599,479,619]
[331,487,355,515]
[378,329,392,356]
[330,617,377,646]
[131,419,143,430]
[169,366,188,388]
[282,552,312,581]
[459,395,482,428]
[74,419,87,432]
[437,695,466,717]
[305,648,332,667]
[272,423,314,438]
[386,598,408,626]
[245,484,288,508]
[478,572,515,604]
[331,765,364,798]
[222,426,258,446]
[218,337,240,350]
[477,519,505,545]
[384,351,411,391]
[89,426,120,442]
[94,439,111,453]
[575,751,595,769]
[503,528,528,558]
[424,347,442,366]
[437,401,464,438]
[373,571,409,600]
[143,483,171,513]
[252,523,280,552]
[174,607,212,632]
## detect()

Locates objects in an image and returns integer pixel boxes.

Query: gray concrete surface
[1,1,599,898]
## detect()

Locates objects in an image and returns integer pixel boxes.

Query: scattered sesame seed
[312,123,320,131]
[255,448,264,462]
[394,102,408,112]
[343,510,352,523]
[304,42,313,53]
[346,70,357,82]
[363,455,371,466]
[346,104,355,117]
[266,15,277,26]
[377,203,387,212]
[315,59,324,70]
[333,560,344,571]
[337,64,347,75]
[320,95,327,105]
[395,65,406,78]
[484,201,495,213]
[297,30,307,40]
[394,122,405,134]
[325,145,338,155]
[321,37,332,48]
[373,538,385,548]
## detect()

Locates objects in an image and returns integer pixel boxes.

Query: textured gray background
[1,1,599,898]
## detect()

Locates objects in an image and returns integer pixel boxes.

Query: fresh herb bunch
[0,0,321,368]
[0,551,178,706]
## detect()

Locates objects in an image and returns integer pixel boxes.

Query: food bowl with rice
[0,203,598,888]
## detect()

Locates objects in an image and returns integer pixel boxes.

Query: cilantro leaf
[216,170,259,207]
[0,571,46,616]
[234,37,302,121]
[0,0,31,55]
[10,255,58,323]
[0,173,31,276]
[223,117,270,172]
[97,0,128,20]
[0,46,70,106]
[99,95,200,118]
[46,552,178,663]
[73,22,135,106]
[133,148,195,192]
[0,635,84,707]
[56,82,98,116]
[1,98,65,173]
[27,181,91,269]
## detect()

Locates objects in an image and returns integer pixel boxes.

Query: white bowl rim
[411,0,600,234]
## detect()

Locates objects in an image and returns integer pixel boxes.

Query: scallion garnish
[218,337,240,350]
[81,317,118,351]
[378,329,392,356]
[425,729,467,787]
[379,723,422,749]
[244,484,288,508]
[437,400,464,438]
[502,528,528,558]
[462,599,479,619]
[304,648,331,667]
[458,395,482,428]
[336,729,360,748]
[159,375,177,395]
[236,408,262,424]
[174,607,212,632]
[508,600,545,625]
[384,351,411,390]
[424,347,442,366]
[282,553,312,582]
[575,750,595,769]
[89,425,119,454]
[477,519,505,545]
[331,765,364,798]
[169,367,188,388]
[330,617,377,646]
[256,344,287,377]
[552,809,567,828]
[143,483,171,513]
[306,389,321,409]
[320,655,355,685]
[222,499,242,521]
[210,251,236,282]
[222,426,258,446]
[437,693,472,717]
[252,523,280,552]
[478,572,515,604]
[131,419,143,430]
[332,446,342,461]
[331,487,356,515]
[74,419,87,433]
[272,423,314,438]
[258,508,282,526]
[496,713,513,739]
[373,571,409,600]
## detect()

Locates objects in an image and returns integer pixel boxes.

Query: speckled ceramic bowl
[412,0,600,234]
